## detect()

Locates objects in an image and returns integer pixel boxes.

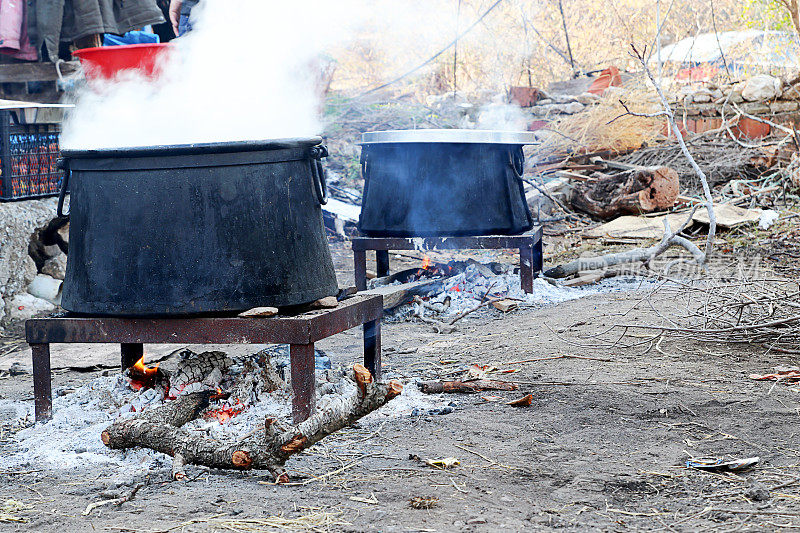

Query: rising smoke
[60,0,523,150]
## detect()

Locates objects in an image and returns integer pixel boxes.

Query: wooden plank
[0,62,80,83]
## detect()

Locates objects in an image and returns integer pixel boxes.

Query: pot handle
[56,158,70,219]
[310,145,329,205]
[508,146,525,180]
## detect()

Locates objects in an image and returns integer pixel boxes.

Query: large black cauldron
[58,138,338,316]
[358,129,536,237]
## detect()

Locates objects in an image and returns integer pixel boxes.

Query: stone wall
[0,198,63,328]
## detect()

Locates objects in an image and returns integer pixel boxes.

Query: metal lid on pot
[360,129,537,145]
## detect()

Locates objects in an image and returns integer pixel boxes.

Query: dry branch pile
[629,277,800,354]
[531,85,666,157]
[618,139,772,193]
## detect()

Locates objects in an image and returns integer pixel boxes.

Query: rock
[744,483,770,502]
[27,274,63,305]
[692,88,714,103]
[41,254,67,280]
[742,75,782,102]
[238,306,278,317]
[575,92,601,105]
[740,102,770,115]
[309,296,339,309]
[0,198,58,326]
[728,90,744,104]
[57,222,69,248]
[7,292,56,321]
[770,100,799,113]
[559,101,584,114]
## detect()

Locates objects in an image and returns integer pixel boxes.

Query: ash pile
[1,347,401,482]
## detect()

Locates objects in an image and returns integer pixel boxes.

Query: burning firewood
[101,364,402,482]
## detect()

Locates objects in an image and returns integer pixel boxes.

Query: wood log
[417,379,518,394]
[569,167,679,220]
[101,365,402,482]
[361,276,455,310]
[545,214,705,278]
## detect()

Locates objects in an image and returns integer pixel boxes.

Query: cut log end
[231,450,253,468]
[101,430,111,446]
[280,434,308,455]
[353,363,373,396]
[386,380,403,399]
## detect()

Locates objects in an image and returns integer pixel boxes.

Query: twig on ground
[82,483,143,516]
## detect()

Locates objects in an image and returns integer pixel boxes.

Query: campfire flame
[422,255,432,270]
[128,356,160,391]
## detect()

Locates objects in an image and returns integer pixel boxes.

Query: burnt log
[101,365,402,482]
[417,379,518,393]
[569,167,679,219]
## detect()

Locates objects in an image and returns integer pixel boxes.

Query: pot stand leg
[290,343,316,424]
[121,343,143,371]
[533,238,544,275]
[31,343,52,422]
[363,319,381,381]
[376,250,390,278]
[519,244,535,294]
[354,250,367,292]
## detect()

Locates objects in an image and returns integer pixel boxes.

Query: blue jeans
[178,14,193,35]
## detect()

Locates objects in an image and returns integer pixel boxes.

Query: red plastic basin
[73,43,173,81]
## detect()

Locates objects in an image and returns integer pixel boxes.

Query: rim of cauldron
[61,137,323,158]
[360,129,538,145]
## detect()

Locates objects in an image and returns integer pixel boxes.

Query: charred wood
[101,365,401,482]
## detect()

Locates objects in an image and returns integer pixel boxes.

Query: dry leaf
[349,493,378,504]
[506,393,533,407]
[410,496,439,509]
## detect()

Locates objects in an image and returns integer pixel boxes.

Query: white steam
[61,0,368,149]
[476,99,529,131]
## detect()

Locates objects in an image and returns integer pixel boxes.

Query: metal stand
[26,294,383,424]
[352,228,544,293]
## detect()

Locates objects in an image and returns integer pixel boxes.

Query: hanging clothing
[37,0,165,61]
[0,0,39,60]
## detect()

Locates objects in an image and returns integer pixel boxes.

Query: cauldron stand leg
[31,343,52,422]
[363,319,381,381]
[121,343,143,371]
[376,250,390,278]
[519,244,534,294]
[290,343,316,424]
[354,250,367,291]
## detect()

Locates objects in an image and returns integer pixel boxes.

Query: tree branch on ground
[630,43,716,259]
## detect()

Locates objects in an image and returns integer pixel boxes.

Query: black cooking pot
[358,129,536,237]
[58,138,338,316]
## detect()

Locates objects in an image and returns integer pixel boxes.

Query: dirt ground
[1,242,800,532]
